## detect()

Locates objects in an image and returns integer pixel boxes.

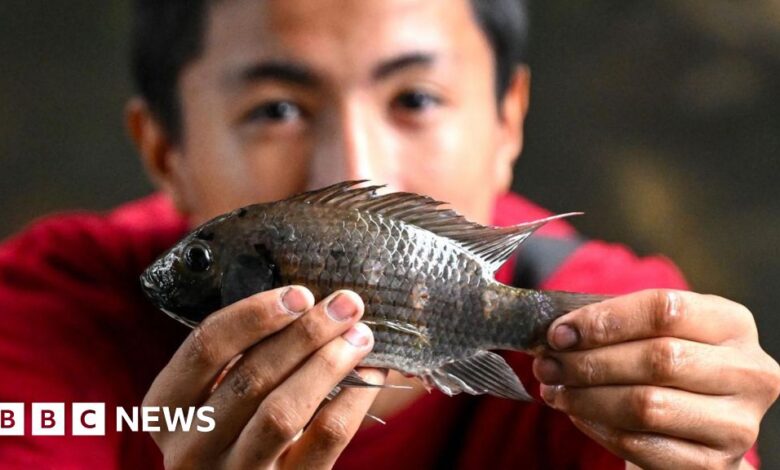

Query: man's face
[140,0,527,226]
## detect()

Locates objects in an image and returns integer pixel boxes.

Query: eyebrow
[372,52,436,81]
[234,61,320,87]
[228,52,436,89]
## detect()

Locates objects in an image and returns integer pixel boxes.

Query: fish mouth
[140,255,178,307]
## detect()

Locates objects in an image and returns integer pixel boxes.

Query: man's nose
[309,101,393,187]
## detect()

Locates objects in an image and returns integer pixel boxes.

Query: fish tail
[425,289,610,402]
[487,285,611,350]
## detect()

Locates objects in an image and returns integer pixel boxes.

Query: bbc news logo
[0,403,215,436]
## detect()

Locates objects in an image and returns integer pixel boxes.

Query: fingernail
[343,323,371,347]
[535,357,562,384]
[540,384,564,406]
[551,324,579,350]
[327,292,358,322]
[281,287,311,315]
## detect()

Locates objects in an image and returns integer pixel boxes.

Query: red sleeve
[0,202,187,468]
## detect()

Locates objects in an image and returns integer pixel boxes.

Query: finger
[540,384,759,452]
[283,367,388,468]
[223,322,375,468]
[534,338,759,395]
[569,418,747,470]
[547,289,757,351]
[143,287,313,435]
[195,290,365,455]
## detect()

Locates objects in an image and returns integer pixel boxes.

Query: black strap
[511,235,586,288]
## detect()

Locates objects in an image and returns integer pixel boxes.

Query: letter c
[80,410,96,429]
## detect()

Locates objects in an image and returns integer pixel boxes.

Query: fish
[141,181,608,401]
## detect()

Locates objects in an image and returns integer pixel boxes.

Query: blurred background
[1,0,778,465]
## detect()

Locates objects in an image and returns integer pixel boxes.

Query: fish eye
[183,242,212,272]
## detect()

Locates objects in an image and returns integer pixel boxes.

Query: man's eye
[392,91,442,112]
[244,100,302,123]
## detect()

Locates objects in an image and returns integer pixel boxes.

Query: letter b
[0,403,24,436]
[32,403,64,436]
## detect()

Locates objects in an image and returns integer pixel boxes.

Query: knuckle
[771,359,780,397]
[590,307,619,345]
[696,452,723,470]
[708,451,743,470]
[725,416,759,453]
[296,315,324,345]
[579,355,601,385]
[185,325,220,369]
[652,289,685,333]
[631,388,666,429]
[614,432,643,456]
[736,424,759,453]
[707,294,756,329]
[648,338,683,383]
[751,356,780,406]
[258,399,303,442]
[731,302,753,324]
[310,413,351,448]
[228,361,271,399]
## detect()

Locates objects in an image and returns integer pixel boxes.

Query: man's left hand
[532,289,780,470]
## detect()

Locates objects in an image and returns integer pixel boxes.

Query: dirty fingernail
[536,357,562,384]
[552,324,579,350]
[343,323,372,347]
[327,292,358,322]
[540,384,564,406]
[281,286,311,315]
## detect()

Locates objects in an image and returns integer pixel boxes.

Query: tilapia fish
[141,181,606,400]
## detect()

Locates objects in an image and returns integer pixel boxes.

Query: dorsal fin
[285,181,581,272]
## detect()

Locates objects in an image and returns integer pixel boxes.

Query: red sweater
[0,193,757,469]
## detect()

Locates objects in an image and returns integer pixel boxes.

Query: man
[0,0,777,468]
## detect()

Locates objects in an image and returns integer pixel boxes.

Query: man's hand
[532,289,780,470]
[144,286,384,469]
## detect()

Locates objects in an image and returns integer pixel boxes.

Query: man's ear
[494,66,531,192]
[125,97,188,213]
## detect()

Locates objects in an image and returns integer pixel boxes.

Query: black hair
[131,0,528,141]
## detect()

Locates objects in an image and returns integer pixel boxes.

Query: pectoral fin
[423,350,532,401]
[362,319,430,345]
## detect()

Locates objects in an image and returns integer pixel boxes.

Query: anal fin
[330,369,410,425]
[425,350,532,401]
[338,369,413,390]
[325,382,387,425]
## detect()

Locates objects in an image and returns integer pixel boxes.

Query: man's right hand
[143,286,383,469]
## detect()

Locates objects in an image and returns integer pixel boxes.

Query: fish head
[140,214,234,327]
